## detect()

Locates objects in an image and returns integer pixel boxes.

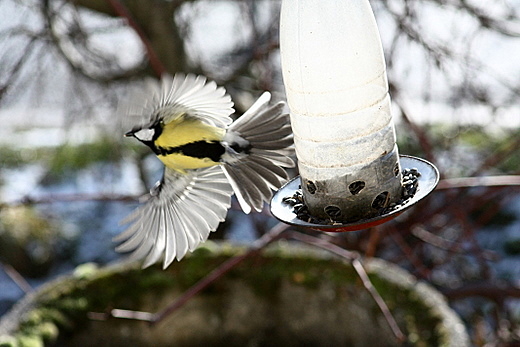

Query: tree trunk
[71,0,188,75]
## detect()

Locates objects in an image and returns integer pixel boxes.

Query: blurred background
[0,0,519,345]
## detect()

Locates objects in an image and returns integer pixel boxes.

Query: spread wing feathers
[221,92,295,214]
[157,74,234,128]
[114,166,233,269]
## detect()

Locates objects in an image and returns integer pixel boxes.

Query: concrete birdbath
[0,243,469,346]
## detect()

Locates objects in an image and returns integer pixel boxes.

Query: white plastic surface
[280,0,397,178]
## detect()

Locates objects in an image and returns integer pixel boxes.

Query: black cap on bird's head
[125,119,161,139]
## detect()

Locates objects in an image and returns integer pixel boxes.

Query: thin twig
[2,175,516,209]
[86,222,290,325]
[106,0,167,77]
[87,308,155,322]
[411,226,498,261]
[437,175,520,190]
[453,205,493,281]
[365,226,383,258]
[285,231,407,343]
[388,227,431,279]
[150,222,290,326]
[0,263,33,294]
[443,283,520,302]
[471,137,520,176]
[0,193,138,209]
[41,0,144,82]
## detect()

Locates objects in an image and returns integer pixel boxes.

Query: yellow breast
[158,153,217,172]
[154,116,226,172]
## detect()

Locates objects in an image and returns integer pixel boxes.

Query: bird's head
[125,122,162,153]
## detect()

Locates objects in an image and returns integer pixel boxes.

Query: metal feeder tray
[270,155,439,232]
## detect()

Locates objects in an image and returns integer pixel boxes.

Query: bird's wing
[114,166,233,269]
[222,92,295,213]
[120,74,234,130]
[157,74,234,128]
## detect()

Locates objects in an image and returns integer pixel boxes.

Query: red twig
[414,176,519,229]
[474,193,515,227]
[453,205,494,280]
[443,283,520,302]
[470,136,520,177]
[388,227,431,279]
[365,226,383,258]
[411,226,498,261]
[106,0,167,77]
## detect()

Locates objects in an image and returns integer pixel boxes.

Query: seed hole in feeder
[372,191,390,209]
[324,205,342,219]
[349,181,366,195]
[306,180,317,194]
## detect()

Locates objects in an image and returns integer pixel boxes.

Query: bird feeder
[270,0,439,232]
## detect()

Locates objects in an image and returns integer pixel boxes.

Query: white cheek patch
[134,128,155,141]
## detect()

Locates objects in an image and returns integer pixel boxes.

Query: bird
[114,73,294,269]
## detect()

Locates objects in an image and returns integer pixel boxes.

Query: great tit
[114,74,294,268]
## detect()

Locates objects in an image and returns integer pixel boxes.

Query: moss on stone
[0,206,61,277]
[0,243,469,347]
[0,335,17,347]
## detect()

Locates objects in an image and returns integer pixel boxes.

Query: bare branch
[0,36,39,103]
[286,231,407,344]
[41,0,147,82]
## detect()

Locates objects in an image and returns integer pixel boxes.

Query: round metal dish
[270,155,439,232]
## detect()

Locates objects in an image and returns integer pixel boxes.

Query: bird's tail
[222,92,294,213]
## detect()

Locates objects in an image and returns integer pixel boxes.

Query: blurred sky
[0,0,519,150]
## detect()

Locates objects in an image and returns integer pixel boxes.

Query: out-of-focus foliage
[0,206,64,277]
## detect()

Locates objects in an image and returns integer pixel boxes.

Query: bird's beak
[124,131,134,137]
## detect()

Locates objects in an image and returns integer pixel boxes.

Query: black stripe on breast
[158,140,225,162]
